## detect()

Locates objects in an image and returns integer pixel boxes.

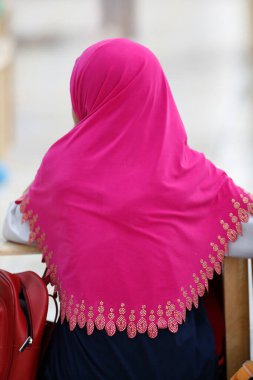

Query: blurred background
[0,0,252,290]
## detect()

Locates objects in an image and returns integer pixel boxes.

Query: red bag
[0,269,48,380]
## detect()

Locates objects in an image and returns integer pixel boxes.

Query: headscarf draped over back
[18,39,253,338]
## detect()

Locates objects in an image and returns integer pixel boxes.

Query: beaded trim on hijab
[19,192,253,338]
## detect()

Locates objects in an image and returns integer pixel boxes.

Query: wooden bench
[0,240,40,255]
[223,258,250,378]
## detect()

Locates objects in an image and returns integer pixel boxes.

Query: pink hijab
[18,38,253,338]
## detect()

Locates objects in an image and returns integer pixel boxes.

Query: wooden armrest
[223,257,250,378]
[0,240,41,255]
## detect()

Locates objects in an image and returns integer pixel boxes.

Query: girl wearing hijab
[3,38,253,380]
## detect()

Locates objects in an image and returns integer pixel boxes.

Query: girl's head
[70,38,167,123]
[69,38,187,171]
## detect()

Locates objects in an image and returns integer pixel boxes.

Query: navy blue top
[39,300,218,380]
[40,302,218,380]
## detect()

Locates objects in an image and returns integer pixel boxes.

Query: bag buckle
[19,336,33,352]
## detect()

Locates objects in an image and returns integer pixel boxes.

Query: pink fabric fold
[19,38,253,338]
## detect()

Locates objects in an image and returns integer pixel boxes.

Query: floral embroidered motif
[165,301,175,316]
[199,269,208,289]
[116,303,127,331]
[157,304,167,328]
[229,213,242,235]
[66,294,74,321]
[95,301,106,330]
[168,317,178,333]
[77,301,86,328]
[174,310,183,325]
[69,304,79,331]
[240,193,253,213]
[181,287,192,311]
[127,310,137,338]
[193,272,206,297]
[105,308,116,336]
[148,310,158,338]
[220,220,237,242]
[137,305,147,333]
[87,306,95,335]
[177,299,186,322]
[232,198,249,223]
[19,193,253,339]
